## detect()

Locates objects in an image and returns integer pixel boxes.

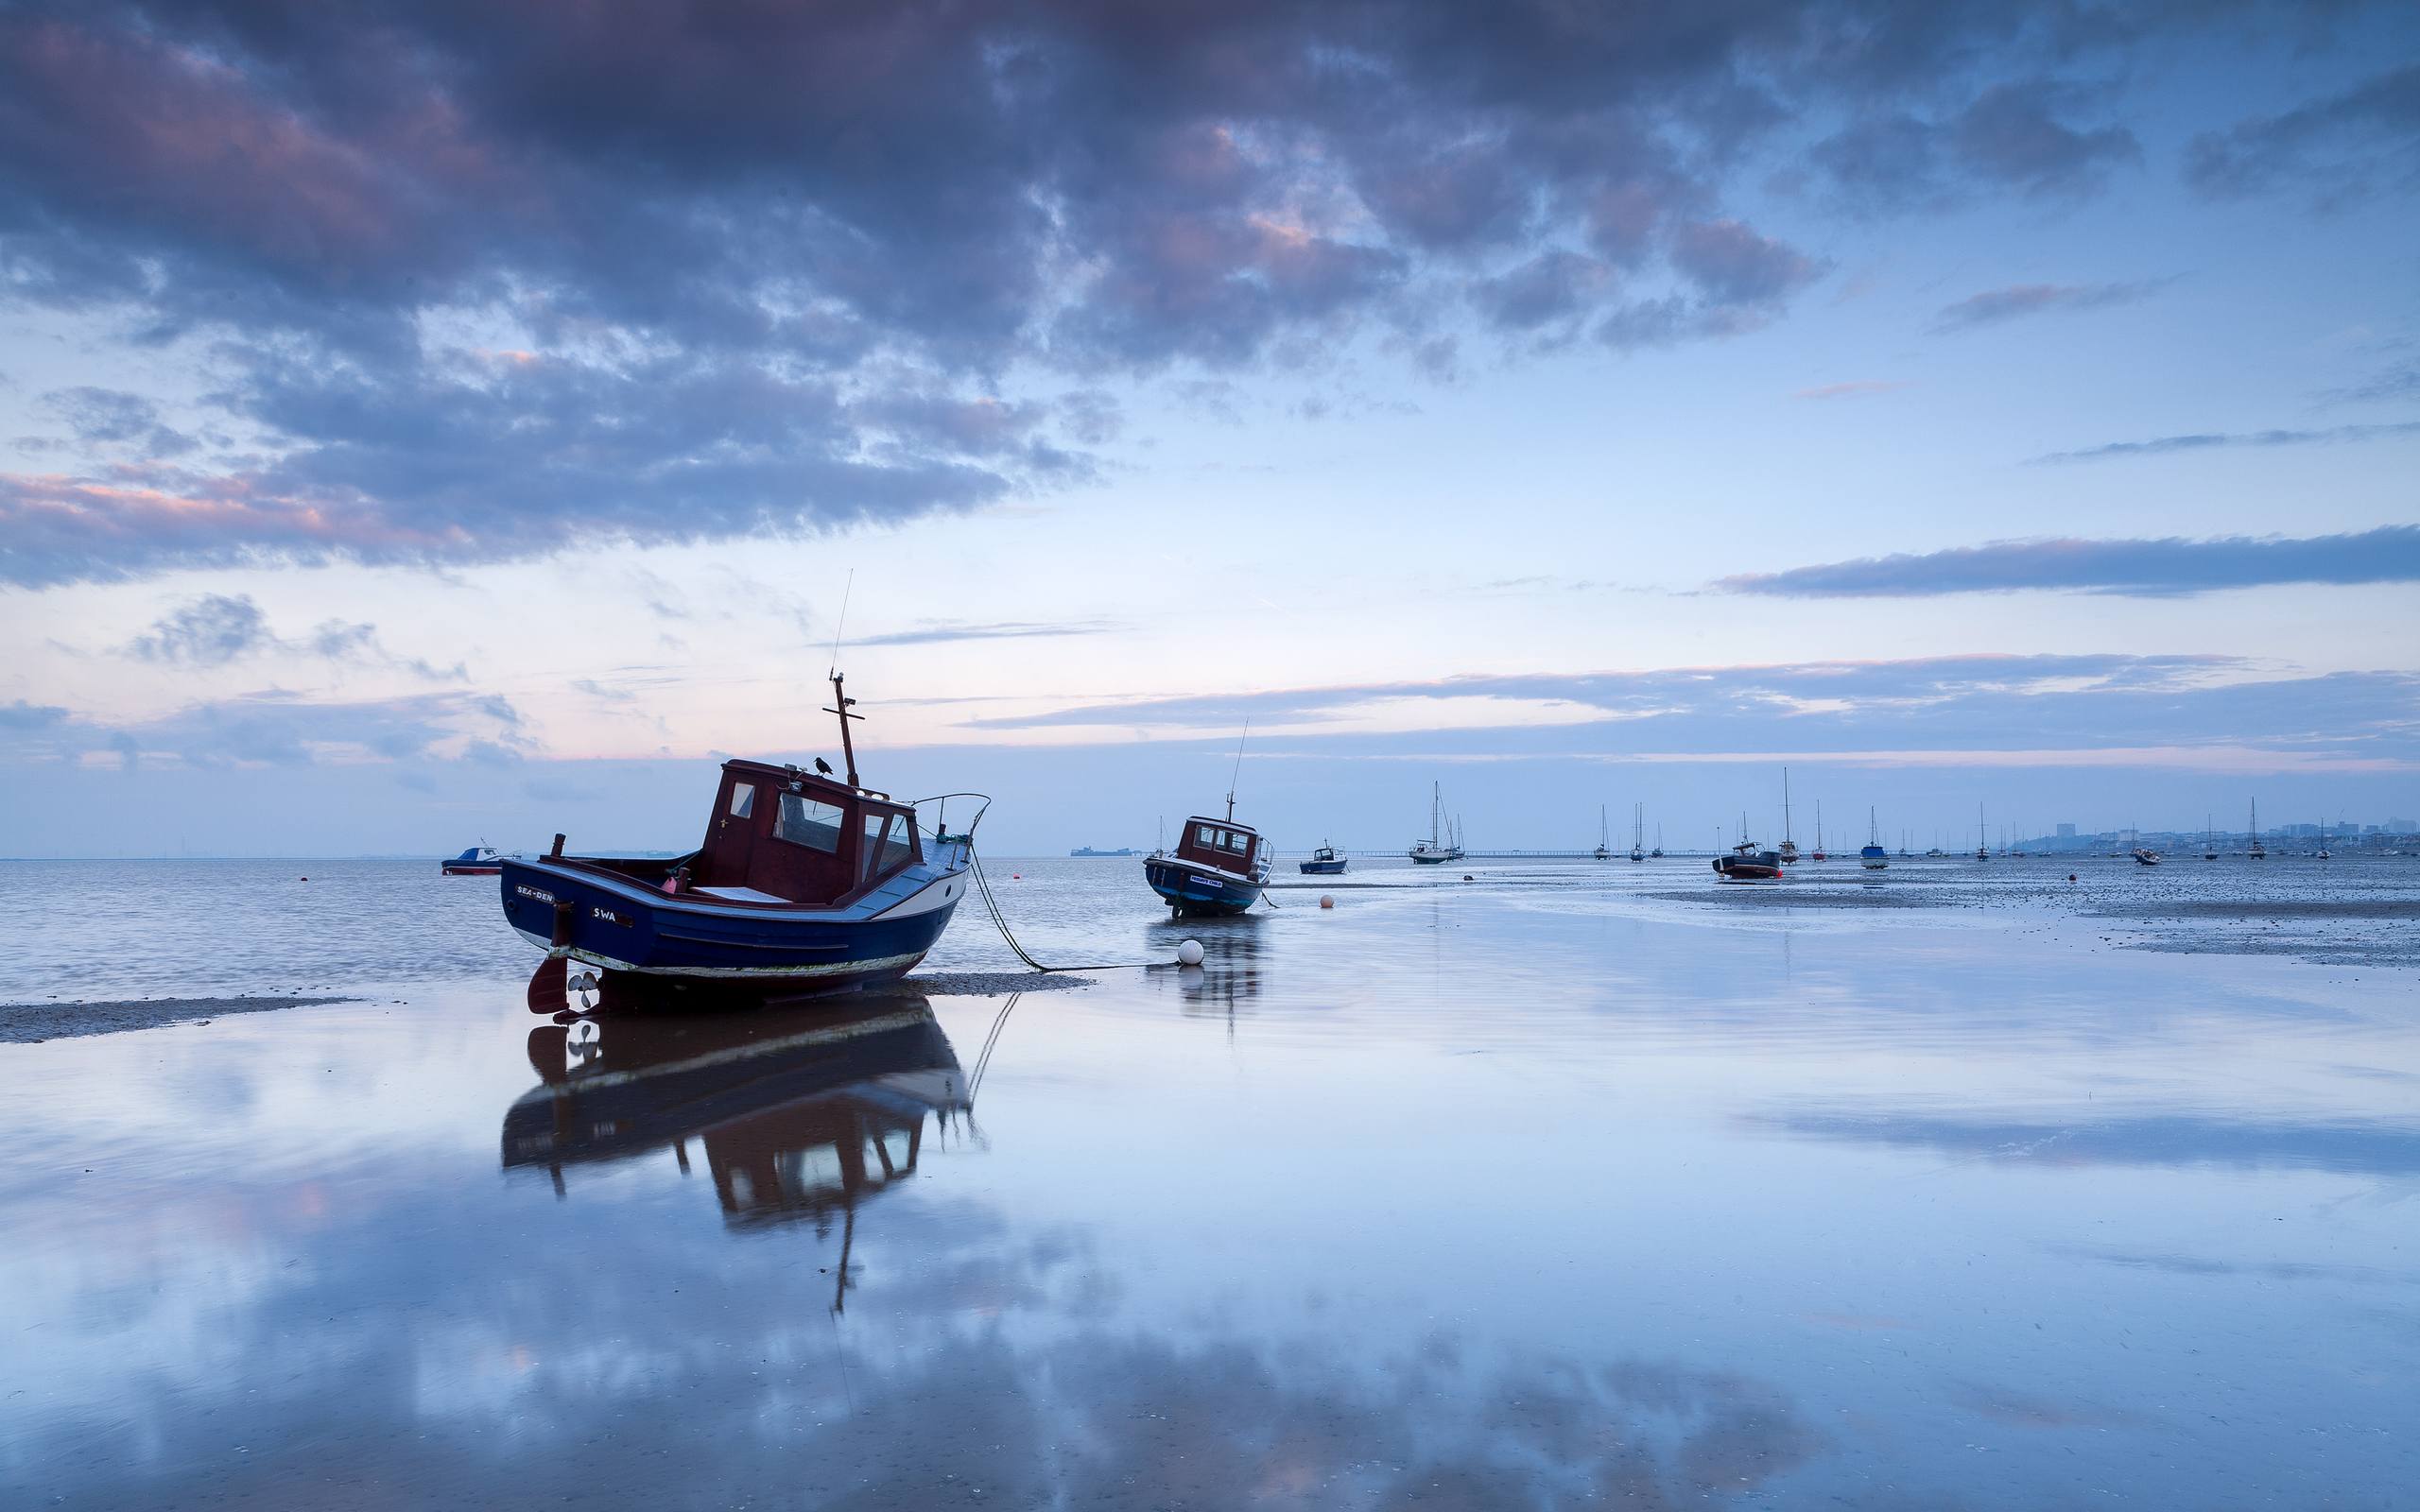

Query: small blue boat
[1298,841,1347,875]
[498,674,984,991]
[441,844,503,876]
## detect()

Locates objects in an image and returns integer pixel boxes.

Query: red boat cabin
[1174,816,1262,877]
[678,759,923,907]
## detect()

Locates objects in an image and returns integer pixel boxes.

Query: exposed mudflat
[1644,886,1948,909]
[0,995,355,1043]
[901,970,1100,995]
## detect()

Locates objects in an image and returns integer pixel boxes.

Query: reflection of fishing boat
[1714,816,1782,881]
[1410,782,1463,864]
[1860,807,1888,869]
[442,843,504,876]
[498,674,979,991]
[506,973,978,1311]
[1298,841,1347,876]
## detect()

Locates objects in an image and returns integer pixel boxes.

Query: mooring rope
[965,845,1169,974]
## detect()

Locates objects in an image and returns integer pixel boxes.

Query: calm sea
[2,851,2414,1506]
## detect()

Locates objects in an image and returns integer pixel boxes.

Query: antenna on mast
[821,570,863,788]
[1225,720,1250,821]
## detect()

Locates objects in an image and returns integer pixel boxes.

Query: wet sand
[0,995,354,1043]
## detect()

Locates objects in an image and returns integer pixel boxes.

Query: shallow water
[2,855,2415,1506]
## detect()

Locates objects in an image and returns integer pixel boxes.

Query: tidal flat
[1,855,2413,1507]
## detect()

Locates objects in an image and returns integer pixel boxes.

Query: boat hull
[1713,853,1783,881]
[1298,858,1348,875]
[441,863,502,876]
[1145,855,1262,916]
[498,854,966,988]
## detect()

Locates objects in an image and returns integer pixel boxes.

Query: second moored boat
[1145,730,1272,916]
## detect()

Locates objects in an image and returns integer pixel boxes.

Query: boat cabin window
[729,783,755,818]
[776,793,844,853]
[858,812,915,883]
[1191,824,1253,854]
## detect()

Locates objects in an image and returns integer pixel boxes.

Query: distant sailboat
[1810,800,1827,862]
[2317,817,2331,861]
[1975,802,1989,863]
[1860,808,1889,869]
[1651,823,1663,859]
[1594,804,1612,862]
[1411,782,1461,864]
[2247,799,2265,861]
[2204,816,2217,861]
[1629,802,1645,863]
[1777,768,1800,866]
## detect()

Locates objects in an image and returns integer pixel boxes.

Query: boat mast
[824,671,863,789]
[1783,767,1792,844]
[1226,721,1250,822]
[822,570,862,788]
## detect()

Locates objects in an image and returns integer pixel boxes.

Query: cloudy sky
[2,0,2415,856]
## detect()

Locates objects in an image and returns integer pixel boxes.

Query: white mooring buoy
[1176,938,1205,967]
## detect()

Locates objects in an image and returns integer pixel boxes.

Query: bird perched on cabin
[814,757,834,776]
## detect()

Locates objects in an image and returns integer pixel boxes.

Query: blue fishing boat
[1860,807,1889,869]
[1147,812,1271,914]
[1298,841,1348,876]
[1147,729,1272,916]
[497,674,983,991]
[441,844,504,875]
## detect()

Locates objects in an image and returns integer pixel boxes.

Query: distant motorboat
[1069,846,1139,858]
[1714,814,1781,881]
[2133,847,2162,867]
[1860,807,1888,870]
[1298,841,1348,876]
[442,843,504,876]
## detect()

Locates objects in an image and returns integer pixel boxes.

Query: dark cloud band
[1717,526,2420,597]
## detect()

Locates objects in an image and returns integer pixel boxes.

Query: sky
[1,0,2415,856]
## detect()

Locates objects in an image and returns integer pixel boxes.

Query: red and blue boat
[1145,806,1271,916]
[498,675,984,992]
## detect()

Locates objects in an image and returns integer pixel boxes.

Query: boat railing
[912,791,993,846]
